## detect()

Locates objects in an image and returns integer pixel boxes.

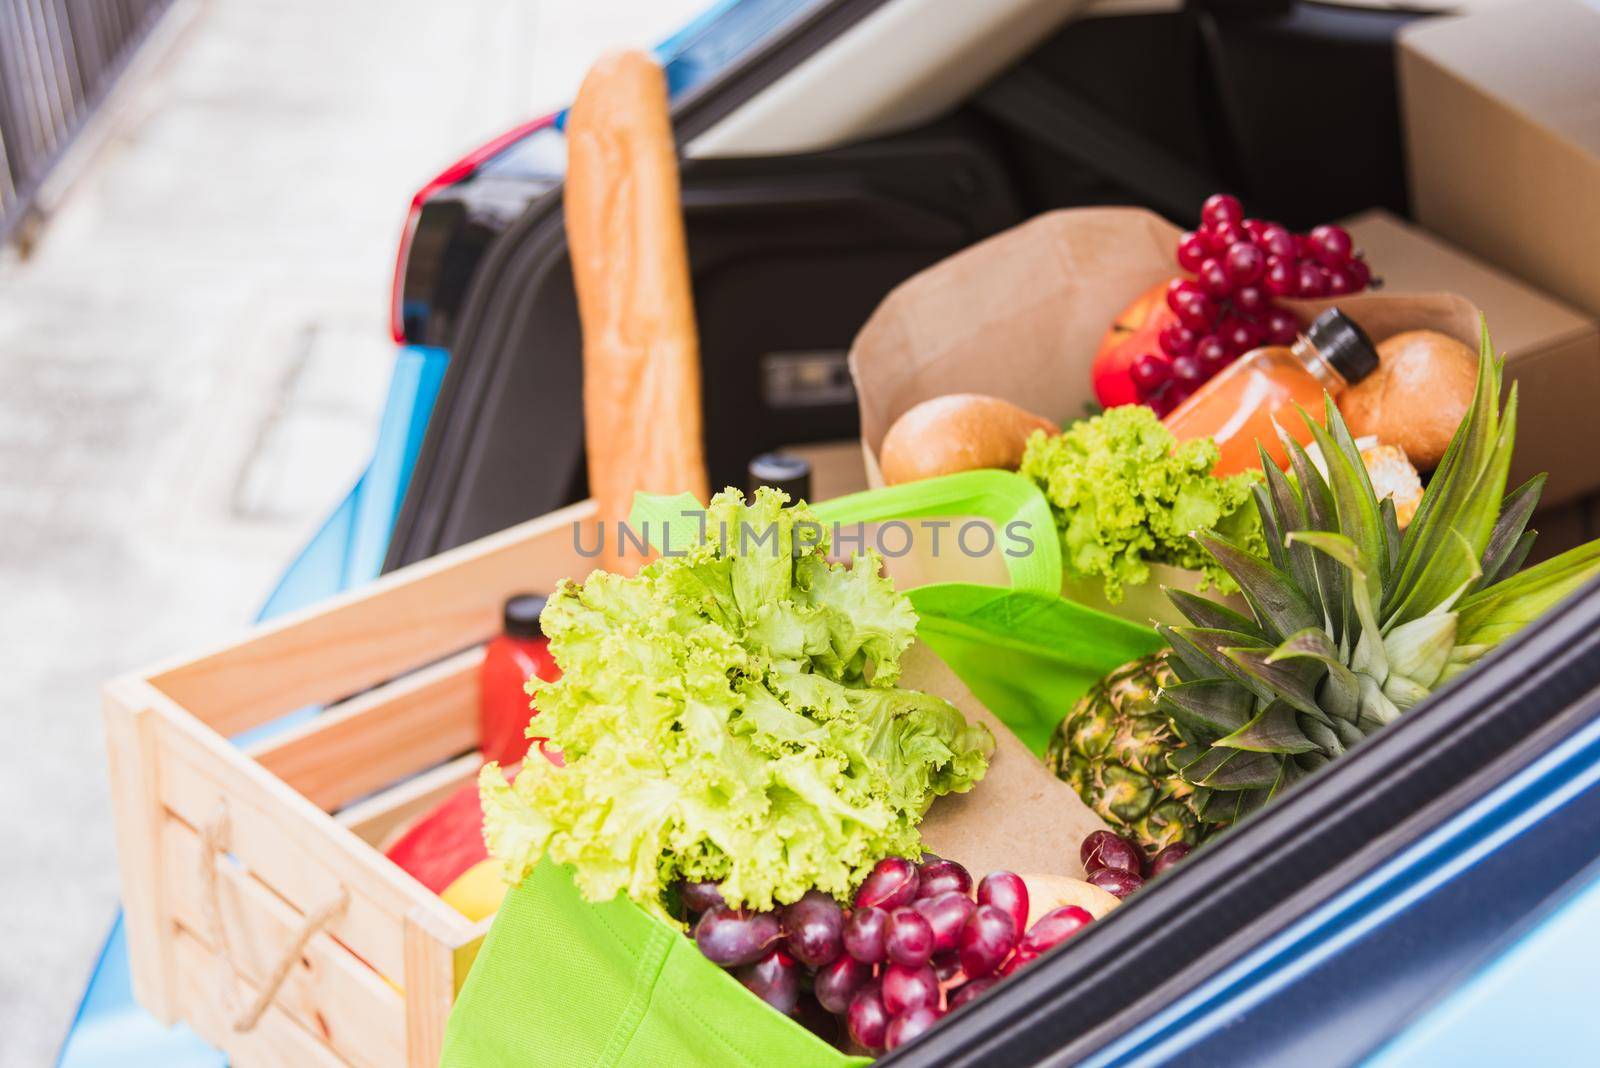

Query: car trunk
[382,1,1600,1063]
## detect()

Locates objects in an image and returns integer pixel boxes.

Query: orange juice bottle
[1164,308,1378,475]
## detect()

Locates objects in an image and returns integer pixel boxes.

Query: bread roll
[565,51,709,573]
[879,394,1058,486]
[1338,330,1477,470]
[1361,443,1423,528]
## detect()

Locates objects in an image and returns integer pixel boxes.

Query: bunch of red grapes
[686,856,1095,1055]
[1137,193,1376,415]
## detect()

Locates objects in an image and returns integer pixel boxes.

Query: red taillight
[390,113,560,345]
[390,202,423,343]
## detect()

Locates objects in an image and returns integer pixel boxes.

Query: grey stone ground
[0,1,706,1064]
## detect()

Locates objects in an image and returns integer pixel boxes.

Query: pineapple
[1047,652,1214,856]
[1059,326,1600,842]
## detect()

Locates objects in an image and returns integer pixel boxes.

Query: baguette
[879,394,1058,486]
[565,50,709,572]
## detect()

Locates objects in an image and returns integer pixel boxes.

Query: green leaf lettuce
[1020,405,1265,602]
[481,488,993,923]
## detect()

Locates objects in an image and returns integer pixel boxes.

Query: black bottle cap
[1307,307,1379,384]
[503,593,547,639]
[748,452,812,501]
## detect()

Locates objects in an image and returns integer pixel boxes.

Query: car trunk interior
[385,3,1432,569]
[383,5,1600,1062]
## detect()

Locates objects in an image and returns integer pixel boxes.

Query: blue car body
[58,1,1600,1064]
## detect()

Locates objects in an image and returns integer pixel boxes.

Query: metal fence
[0,0,174,246]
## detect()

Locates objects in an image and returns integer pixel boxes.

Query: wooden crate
[105,499,596,1067]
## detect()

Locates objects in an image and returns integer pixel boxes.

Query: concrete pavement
[0,1,707,1064]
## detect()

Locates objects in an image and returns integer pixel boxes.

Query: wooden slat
[147,499,594,736]
[144,684,473,980]
[337,752,482,851]
[102,680,176,1022]
[250,648,483,812]
[158,725,406,979]
[403,912,458,1068]
[163,818,406,1068]
[172,926,350,1068]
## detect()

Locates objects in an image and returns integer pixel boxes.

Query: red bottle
[480,593,561,767]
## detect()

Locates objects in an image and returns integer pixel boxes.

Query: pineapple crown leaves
[1160,319,1600,809]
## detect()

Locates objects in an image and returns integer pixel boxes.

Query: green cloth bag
[907,584,1163,756]
[441,857,870,1068]
[440,472,1159,1066]
[804,473,1164,755]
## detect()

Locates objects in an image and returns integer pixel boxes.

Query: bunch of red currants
[685,856,1097,1055]
[1136,193,1376,415]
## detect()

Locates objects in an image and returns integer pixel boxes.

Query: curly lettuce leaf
[1020,405,1265,602]
[482,487,993,923]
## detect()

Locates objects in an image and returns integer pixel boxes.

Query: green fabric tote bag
[440,472,1160,1066]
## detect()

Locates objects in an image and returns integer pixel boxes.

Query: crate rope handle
[197,804,351,1034]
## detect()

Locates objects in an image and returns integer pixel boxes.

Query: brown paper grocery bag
[906,642,1105,880]
[850,205,1485,463]
[848,207,1484,623]
[851,208,1182,463]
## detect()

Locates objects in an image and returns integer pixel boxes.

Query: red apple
[1091,280,1181,408]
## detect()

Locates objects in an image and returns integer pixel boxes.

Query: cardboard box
[1399,0,1600,319]
[1342,209,1600,507]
